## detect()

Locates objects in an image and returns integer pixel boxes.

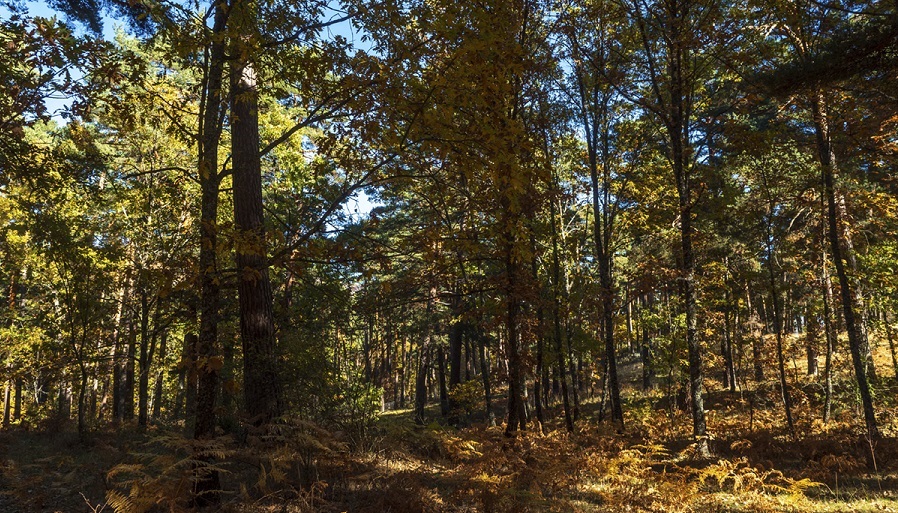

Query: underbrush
[2,375,897,512]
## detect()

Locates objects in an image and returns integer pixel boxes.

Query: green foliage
[449,380,483,417]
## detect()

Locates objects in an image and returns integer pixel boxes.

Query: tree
[621,0,727,456]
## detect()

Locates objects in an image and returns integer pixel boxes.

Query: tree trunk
[192,2,227,502]
[595,221,621,425]
[77,363,88,437]
[767,247,797,440]
[545,194,574,432]
[448,296,463,422]
[812,91,878,441]
[13,378,21,421]
[2,380,10,427]
[414,346,428,425]
[478,333,495,426]
[138,288,151,427]
[231,28,283,425]
[723,284,737,392]
[125,317,136,421]
[465,329,473,381]
[398,336,406,409]
[111,275,130,423]
[58,374,71,420]
[747,285,764,382]
[449,303,463,388]
[642,325,653,391]
[438,346,450,417]
[152,330,167,421]
[503,245,527,435]
[885,311,898,380]
[415,292,434,425]
[674,133,707,455]
[529,241,545,431]
[822,255,836,424]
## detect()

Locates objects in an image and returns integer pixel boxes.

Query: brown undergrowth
[2,350,898,512]
[1,395,897,512]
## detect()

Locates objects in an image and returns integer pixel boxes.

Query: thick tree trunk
[502,222,527,435]
[414,346,428,425]
[195,152,222,441]
[684,286,707,452]
[231,39,283,425]
[626,293,634,354]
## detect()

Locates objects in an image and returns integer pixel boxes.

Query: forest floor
[2,348,898,512]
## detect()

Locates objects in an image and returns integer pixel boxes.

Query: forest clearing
[2,0,898,511]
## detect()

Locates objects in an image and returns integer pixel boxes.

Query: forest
[1,0,898,510]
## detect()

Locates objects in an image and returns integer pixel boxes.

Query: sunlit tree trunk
[2,380,9,427]
[812,91,878,441]
[822,253,836,424]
